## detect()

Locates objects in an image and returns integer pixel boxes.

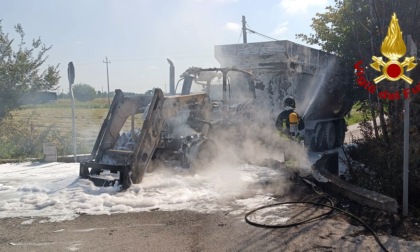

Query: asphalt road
[2,191,420,252]
[2,122,419,252]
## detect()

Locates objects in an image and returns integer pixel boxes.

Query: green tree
[0,21,60,119]
[72,83,96,102]
[297,0,420,210]
[297,0,420,139]
[58,92,70,99]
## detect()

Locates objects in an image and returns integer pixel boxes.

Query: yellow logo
[370,13,416,84]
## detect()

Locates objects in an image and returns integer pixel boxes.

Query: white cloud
[224,22,241,32]
[273,22,288,36]
[280,0,328,15]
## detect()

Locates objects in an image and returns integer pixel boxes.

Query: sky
[0,0,333,94]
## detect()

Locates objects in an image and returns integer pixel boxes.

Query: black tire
[324,122,336,150]
[121,166,132,190]
[311,122,336,151]
[79,163,90,178]
[90,167,102,176]
[190,139,218,169]
[334,119,346,148]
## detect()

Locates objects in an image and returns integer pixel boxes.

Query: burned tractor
[177,66,260,125]
[79,66,261,189]
[80,88,215,189]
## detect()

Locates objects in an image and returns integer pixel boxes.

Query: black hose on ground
[244,178,390,252]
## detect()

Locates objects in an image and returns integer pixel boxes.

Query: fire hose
[244,177,390,252]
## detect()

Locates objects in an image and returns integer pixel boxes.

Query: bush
[344,111,420,212]
[0,113,73,160]
[72,84,96,102]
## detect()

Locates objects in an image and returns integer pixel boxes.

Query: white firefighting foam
[0,160,305,223]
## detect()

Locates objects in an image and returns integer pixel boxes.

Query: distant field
[11,98,144,154]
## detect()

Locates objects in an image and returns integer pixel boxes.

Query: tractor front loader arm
[80,87,211,190]
[129,90,211,185]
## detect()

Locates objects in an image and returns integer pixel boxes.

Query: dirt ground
[1,178,419,252]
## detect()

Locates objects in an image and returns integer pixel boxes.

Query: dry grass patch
[10,98,144,154]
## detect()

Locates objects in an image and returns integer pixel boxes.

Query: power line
[111,54,213,62]
[242,18,279,42]
[246,27,280,42]
[241,15,276,43]
[238,29,243,44]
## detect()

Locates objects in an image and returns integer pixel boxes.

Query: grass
[11,98,144,154]
[345,101,365,125]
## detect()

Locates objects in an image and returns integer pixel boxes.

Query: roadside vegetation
[0,98,144,160]
[345,101,365,126]
[299,0,420,215]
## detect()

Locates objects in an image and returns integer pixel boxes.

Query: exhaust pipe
[167,58,175,95]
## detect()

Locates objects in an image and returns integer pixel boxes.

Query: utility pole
[67,62,77,162]
[402,35,416,216]
[103,56,111,106]
[242,15,247,44]
[403,71,410,217]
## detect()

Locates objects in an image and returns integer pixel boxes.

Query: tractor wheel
[334,119,346,148]
[121,166,132,190]
[90,167,102,176]
[312,122,336,151]
[190,139,218,169]
[79,163,90,178]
